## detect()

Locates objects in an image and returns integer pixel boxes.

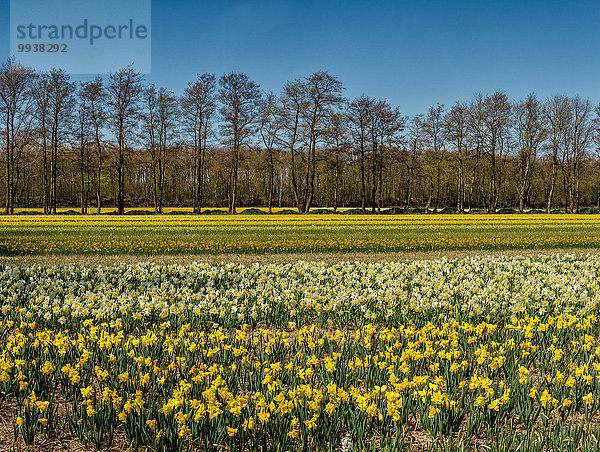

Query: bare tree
[380,105,405,211]
[47,69,75,213]
[0,57,36,214]
[107,66,143,214]
[140,85,178,212]
[73,91,92,213]
[367,99,383,212]
[514,93,547,212]
[80,77,107,214]
[565,97,593,213]
[347,96,371,212]
[32,72,51,214]
[368,100,404,212]
[218,72,261,214]
[279,78,308,211]
[323,111,350,211]
[594,104,600,212]
[446,102,469,212]
[140,85,159,210]
[181,73,216,213]
[155,88,178,212]
[298,71,343,213]
[423,104,447,212]
[483,91,511,212]
[466,93,487,211]
[544,95,571,213]
[5,61,600,214]
[403,114,425,210]
[258,92,282,213]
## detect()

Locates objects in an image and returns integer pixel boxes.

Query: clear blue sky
[1,0,599,116]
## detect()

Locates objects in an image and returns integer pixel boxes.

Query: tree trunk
[152,159,158,213]
[51,137,57,214]
[5,119,11,214]
[158,150,165,213]
[303,136,317,214]
[268,148,274,214]
[80,141,86,214]
[404,166,413,211]
[371,141,377,213]
[378,146,384,212]
[547,158,557,214]
[456,159,463,213]
[118,130,125,214]
[95,133,103,214]
[360,138,366,213]
[230,142,239,214]
[41,126,48,214]
[333,154,339,212]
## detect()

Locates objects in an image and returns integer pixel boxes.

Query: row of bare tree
[2,57,600,214]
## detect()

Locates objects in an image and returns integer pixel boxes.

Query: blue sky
[1,0,599,116]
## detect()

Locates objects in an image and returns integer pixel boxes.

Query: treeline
[1,56,600,214]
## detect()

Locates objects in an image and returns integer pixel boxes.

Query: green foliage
[240,208,267,215]
[125,209,155,215]
[275,209,298,215]
[310,208,338,214]
[343,208,368,214]
[381,207,406,214]
[201,209,229,215]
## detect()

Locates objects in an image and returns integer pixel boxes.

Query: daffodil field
[3,256,600,450]
[3,214,600,255]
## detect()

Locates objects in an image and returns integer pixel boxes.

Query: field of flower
[3,214,600,255]
[3,255,600,450]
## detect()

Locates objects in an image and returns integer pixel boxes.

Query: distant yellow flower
[243,416,255,431]
[428,406,439,418]
[41,361,55,375]
[540,390,553,408]
[304,414,318,430]
[258,411,270,424]
[488,399,501,411]
[80,386,93,398]
[474,395,486,407]
[552,348,564,362]
[529,388,538,399]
